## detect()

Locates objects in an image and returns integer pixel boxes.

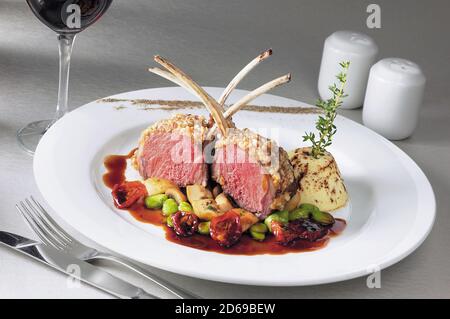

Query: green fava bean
[250,230,265,241]
[264,211,288,232]
[289,203,319,220]
[311,210,335,225]
[289,207,311,221]
[276,210,289,223]
[162,198,178,216]
[178,201,193,212]
[198,221,210,235]
[264,215,280,232]
[145,194,168,209]
[166,216,174,228]
[250,223,268,234]
[289,203,335,225]
[298,203,320,213]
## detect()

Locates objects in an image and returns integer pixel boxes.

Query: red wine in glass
[27,0,113,34]
[18,0,113,154]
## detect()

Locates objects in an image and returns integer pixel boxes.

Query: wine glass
[19,0,113,154]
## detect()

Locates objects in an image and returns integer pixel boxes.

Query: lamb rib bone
[207,73,291,140]
[218,48,272,107]
[148,67,197,96]
[225,73,291,118]
[153,55,230,136]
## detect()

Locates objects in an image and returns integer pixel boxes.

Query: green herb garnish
[303,61,350,158]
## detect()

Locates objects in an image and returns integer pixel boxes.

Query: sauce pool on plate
[103,151,346,255]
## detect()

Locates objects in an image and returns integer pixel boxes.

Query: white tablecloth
[0,0,449,298]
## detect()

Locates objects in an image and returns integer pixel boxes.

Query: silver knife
[0,231,156,299]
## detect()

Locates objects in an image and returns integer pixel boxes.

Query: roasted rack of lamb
[137,50,296,219]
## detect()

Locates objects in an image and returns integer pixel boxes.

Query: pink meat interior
[138,132,208,187]
[213,144,274,218]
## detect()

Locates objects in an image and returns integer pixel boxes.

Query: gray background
[0,0,449,298]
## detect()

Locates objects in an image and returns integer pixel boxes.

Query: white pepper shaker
[318,30,378,109]
[363,58,426,140]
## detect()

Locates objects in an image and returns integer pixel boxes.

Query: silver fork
[16,196,197,299]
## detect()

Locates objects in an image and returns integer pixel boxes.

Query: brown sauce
[103,151,347,255]
[103,148,137,188]
[128,201,166,226]
[164,220,345,255]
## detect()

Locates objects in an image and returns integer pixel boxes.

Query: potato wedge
[215,193,234,213]
[191,199,222,220]
[186,184,213,202]
[143,177,177,196]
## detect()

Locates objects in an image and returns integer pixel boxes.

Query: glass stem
[55,33,76,121]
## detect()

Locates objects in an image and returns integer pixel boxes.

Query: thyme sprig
[303,61,350,158]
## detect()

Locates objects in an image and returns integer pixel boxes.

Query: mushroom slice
[232,208,259,232]
[215,193,234,213]
[191,199,222,220]
[186,184,213,202]
[143,177,177,196]
[284,190,301,212]
[165,188,187,204]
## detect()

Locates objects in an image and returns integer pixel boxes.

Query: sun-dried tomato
[210,210,242,247]
[112,181,147,209]
[171,211,199,237]
[271,221,299,245]
[272,219,329,245]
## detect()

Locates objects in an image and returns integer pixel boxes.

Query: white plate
[34,87,435,286]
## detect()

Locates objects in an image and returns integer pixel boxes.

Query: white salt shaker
[318,31,378,109]
[363,58,426,140]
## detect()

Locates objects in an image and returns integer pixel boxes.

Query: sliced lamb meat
[212,128,297,219]
[132,114,209,187]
